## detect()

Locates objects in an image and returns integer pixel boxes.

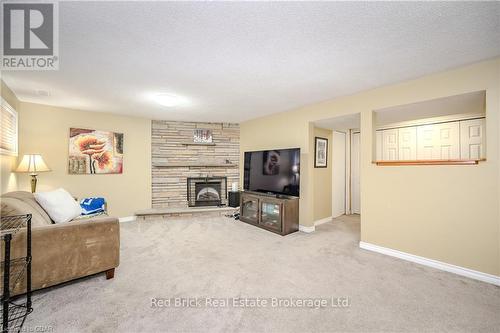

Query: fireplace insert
[187,176,228,207]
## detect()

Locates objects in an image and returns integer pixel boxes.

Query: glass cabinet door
[260,201,282,232]
[241,197,259,224]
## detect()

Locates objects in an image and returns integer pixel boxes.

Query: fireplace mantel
[180,142,216,146]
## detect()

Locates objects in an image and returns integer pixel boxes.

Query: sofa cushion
[2,191,53,224]
[34,188,82,224]
[0,196,52,227]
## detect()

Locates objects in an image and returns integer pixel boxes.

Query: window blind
[0,98,18,156]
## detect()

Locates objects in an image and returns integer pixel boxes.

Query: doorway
[314,113,360,219]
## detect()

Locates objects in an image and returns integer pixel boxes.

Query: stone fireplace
[151,121,239,208]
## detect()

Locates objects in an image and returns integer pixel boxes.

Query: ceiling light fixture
[152,93,187,107]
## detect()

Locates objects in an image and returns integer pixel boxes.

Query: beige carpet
[23,215,500,332]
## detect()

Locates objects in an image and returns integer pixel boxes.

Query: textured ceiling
[2,1,499,122]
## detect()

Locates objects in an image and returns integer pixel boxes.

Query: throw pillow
[34,188,82,223]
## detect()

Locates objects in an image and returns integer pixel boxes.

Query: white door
[398,127,417,160]
[417,122,460,160]
[417,125,435,159]
[332,131,346,218]
[351,132,360,214]
[382,129,399,161]
[460,118,486,159]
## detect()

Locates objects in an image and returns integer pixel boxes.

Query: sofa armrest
[10,217,120,293]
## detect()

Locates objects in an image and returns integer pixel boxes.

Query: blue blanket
[80,197,106,215]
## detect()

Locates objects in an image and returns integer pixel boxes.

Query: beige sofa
[1,191,120,295]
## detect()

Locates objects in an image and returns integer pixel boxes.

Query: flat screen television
[243,148,300,197]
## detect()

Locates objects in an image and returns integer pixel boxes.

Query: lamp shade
[15,154,51,174]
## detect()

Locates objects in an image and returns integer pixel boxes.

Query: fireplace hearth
[187,177,227,207]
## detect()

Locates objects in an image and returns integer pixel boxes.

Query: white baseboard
[314,216,332,226]
[299,216,332,232]
[359,241,500,286]
[299,225,315,233]
[119,216,137,223]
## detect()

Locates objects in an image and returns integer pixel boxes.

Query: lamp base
[30,174,38,193]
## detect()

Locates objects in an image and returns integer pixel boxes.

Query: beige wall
[240,58,500,276]
[313,127,332,221]
[0,80,19,194]
[15,102,151,217]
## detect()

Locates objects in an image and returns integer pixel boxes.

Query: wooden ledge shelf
[181,142,216,146]
[374,159,485,166]
[153,162,237,168]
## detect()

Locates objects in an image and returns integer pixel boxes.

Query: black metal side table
[1,214,32,333]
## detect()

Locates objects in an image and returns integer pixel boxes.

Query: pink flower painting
[68,128,123,174]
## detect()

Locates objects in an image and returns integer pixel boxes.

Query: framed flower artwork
[68,128,123,174]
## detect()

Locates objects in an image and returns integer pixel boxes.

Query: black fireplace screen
[187,176,227,207]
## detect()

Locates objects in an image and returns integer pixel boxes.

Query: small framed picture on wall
[314,137,328,168]
[193,129,213,143]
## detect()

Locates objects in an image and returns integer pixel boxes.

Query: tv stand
[239,191,299,235]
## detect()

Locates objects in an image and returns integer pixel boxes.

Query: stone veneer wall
[152,121,239,208]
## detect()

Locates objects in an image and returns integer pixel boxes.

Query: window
[0,97,18,156]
